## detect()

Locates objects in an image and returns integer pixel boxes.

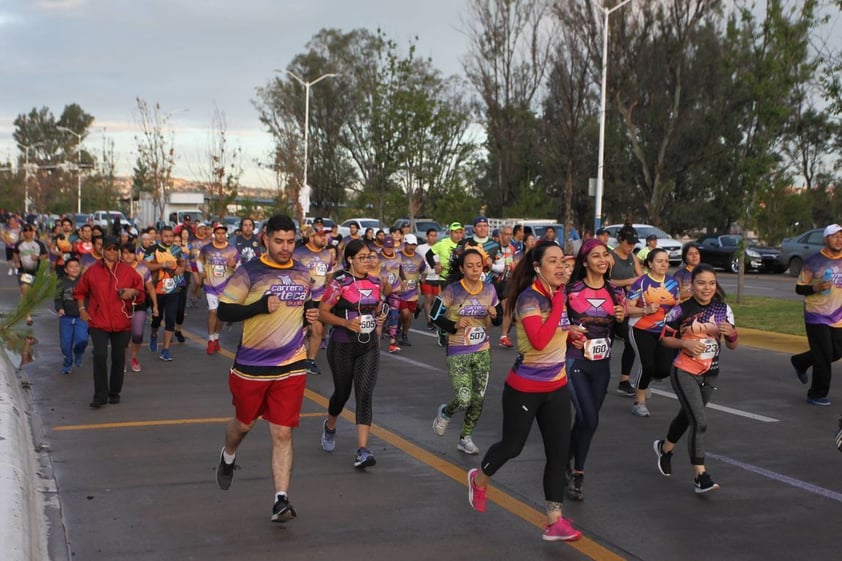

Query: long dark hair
[570,238,610,287]
[690,263,726,301]
[505,241,560,303]
[445,248,483,286]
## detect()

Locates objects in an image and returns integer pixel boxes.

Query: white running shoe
[433,404,450,436]
[458,436,480,455]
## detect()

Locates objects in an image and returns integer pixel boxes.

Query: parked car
[604,224,683,264]
[525,223,565,244]
[391,218,443,239]
[693,234,784,274]
[92,210,128,230]
[338,218,383,238]
[777,228,825,277]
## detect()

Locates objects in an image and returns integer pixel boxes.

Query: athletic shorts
[398,300,418,313]
[229,371,307,427]
[493,280,508,300]
[420,281,441,296]
[205,292,219,311]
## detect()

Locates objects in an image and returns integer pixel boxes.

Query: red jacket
[73,259,145,332]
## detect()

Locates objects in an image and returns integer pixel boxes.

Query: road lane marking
[52,413,324,431]
[648,388,779,423]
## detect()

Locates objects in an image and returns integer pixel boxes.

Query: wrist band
[725,330,738,343]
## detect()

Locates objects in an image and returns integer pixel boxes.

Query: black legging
[151,291,179,332]
[667,368,718,465]
[89,328,131,403]
[326,338,379,425]
[480,383,571,503]
[629,328,674,390]
[176,276,190,325]
[568,358,611,472]
[791,323,842,399]
[616,318,636,375]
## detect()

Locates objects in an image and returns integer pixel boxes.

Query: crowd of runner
[2,210,841,543]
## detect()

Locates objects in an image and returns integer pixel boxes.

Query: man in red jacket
[74,236,145,408]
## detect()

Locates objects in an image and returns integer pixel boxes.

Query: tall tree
[133,98,176,223]
[203,106,242,219]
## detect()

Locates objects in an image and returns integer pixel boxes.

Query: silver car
[777,228,824,277]
[604,224,683,265]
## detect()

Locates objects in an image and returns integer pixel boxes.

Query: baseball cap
[618,226,639,244]
[449,222,464,231]
[102,235,120,248]
[645,234,658,242]
[213,223,228,232]
[404,234,418,245]
[824,224,842,237]
[595,228,608,236]
[195,222,207,228]
[184,215,191,221]
[383,238,395,248]
[472,216,489,226]
[492,229,500,237]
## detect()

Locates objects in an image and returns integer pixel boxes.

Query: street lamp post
[57,126,83,214]
[594,0,633,232]
[20,142,44,215]
[276,69,337,223]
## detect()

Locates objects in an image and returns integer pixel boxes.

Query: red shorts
[228,371,307,427]
[398,300,418,313]
[420,281,440,296]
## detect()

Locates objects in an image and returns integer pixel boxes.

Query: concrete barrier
[0,349,48,561]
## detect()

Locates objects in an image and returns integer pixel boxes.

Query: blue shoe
[74,354,83,368]
[159,349,173,362]
[806,397,831,406]
[60,368,71,375]
[321,419,336,452]
[353,447,376,470]
[149,334,158,352]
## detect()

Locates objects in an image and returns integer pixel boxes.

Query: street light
[594,0,633,232]
[57,126,83,214]
[276,69,337,222]
[20,142,45,215]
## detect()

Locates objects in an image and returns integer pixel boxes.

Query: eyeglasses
[354,255,377,261]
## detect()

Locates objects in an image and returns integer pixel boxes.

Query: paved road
[713,271,800,301]
[3,274,841,561]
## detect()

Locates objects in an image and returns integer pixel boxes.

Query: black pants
[630,328,674,390]
[326,338,380,425]
[667,369,718,465]
[615,318,636,375]
[568,358,611,472]
[89,328,131,404]
[792,323,842,399]
[480,383,571,503]
[176,277,189,325]
[151,291,180,332]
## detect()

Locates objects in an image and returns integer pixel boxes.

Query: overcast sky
[0,0,472,188]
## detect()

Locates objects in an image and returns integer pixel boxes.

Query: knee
[236,419,256,434]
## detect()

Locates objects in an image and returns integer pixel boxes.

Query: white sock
[222,449,236,464]
[275,491,287,502]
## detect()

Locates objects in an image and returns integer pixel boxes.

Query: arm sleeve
[795,284,815,296]
[519,291,566,350]
[424,248,437,268]
[218,295,270,322]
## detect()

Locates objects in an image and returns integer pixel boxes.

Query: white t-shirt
[416,243,439,281]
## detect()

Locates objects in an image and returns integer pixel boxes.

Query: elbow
[217,303,234,322]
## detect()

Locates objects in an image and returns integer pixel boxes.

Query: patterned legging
[443,349,491,437]
[326,338,380,425]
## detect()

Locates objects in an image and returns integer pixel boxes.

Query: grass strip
[728,296,805,337]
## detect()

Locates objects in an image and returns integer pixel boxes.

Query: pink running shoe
[130,358,141,372]
[542,517,582,542]
[467,468,486,512]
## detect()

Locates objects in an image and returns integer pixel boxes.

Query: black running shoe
[437,330,447,348]
[791,356,808,384]
[835,416,842,453]
[271,495,297,523]
[567,472,584,501]
[653,439,672,477]
[400,333,412,347]
[175,331,186,343]
[694,472,720,494]
[617,380,635,397]
[216,448,236,490]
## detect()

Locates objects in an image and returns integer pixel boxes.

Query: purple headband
[578,238,606,261]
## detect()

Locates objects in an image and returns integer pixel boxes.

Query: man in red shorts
[396,234,427,347]
[416,227,440,330]
[214,214,319,523]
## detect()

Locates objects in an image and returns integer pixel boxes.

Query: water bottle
[821,268,834,295]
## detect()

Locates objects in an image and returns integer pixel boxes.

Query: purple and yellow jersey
[439,280,498,356]
[130,260,152,285]
[293,244,336,301]
[378,251,403,295]
[219,255,311,379]
[511,284,570,386]
[398,251,426,302]
[566,281,624,360]
[627,273,679,333]
[798,250,842,327]
[199,242,240,296]
[144,243,185,295]
[79,253,101,273]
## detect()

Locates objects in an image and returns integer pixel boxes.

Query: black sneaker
[400,333,412,347]
[617,380,635,397]
[271,495,297,523]
[175,331,186,343]
[694,472,720,494]
[427,321,436,331]
[835,416,842,453]
[437,330,447,348]
[567,472,584,501]
[305,359,322,375]
[791,356,808,384]
[653,439,672,477]
[216,448,236,490]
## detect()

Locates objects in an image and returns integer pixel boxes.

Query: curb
[739,327,807,355]
[0,349,48,561]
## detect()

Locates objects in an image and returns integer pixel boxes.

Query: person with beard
[144,225,186,361]
[396,234,427,347]
[457,216,503,285]
[233,218,263,264]
[198,224,240,354]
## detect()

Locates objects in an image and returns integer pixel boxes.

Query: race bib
[20,273,34,285]
[212,264,226,278]
[406,279,416,291]
[583,338,611,361]
[464,326,487,346]
[314,262,328,277]
[163,277,176,292]
[699,337,718,359]
[387,272,397,285]
[359,314,376,334]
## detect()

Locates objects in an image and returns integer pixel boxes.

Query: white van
[92,210,128,229]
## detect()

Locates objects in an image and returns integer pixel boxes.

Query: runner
[122,243,157,373]
[3,216,22,276]
[318,239,386,469]
[74,236,145,408]
[144,225,186,361]
[13,224,48,325]
[233,218,263,264]
[495,225,518,348]
[466,241,582,543]
[416,228,440,330]
[214,214,318,523]
[564,238,625,501]
[54,257,88,374]
[431,248,502,455]
[674,243,701,303]
[609,225,643,397]
[790,223,842,405]
[198,224,240,354]
[626,248,679,416]
[653,263,738,493]
[376,237,403,353]
[293,225,337,374]
[396,233,426,347]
